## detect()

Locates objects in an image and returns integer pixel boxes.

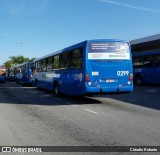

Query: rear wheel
[135,75,143,85]
[35,79,38,87]
[54,82,60,96]
[35,79,41,90]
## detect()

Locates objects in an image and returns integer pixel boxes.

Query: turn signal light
[85,74,90,82]
[128,74,133,81]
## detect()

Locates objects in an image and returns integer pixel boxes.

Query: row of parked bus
[6,39,160,95]
[6,39,134,96]
[7,62,32,85]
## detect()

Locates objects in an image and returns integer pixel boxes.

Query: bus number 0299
[117,71,129,76]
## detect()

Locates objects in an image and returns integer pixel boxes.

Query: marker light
[86,74,92,86]
[85,74,90,82]
[128,74,133,81]
[28,75,31,79]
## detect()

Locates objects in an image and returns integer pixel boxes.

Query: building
[0,65,6,76]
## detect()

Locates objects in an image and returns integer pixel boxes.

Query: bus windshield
[88,42,130,60]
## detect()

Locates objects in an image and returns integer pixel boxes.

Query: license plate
[106,79,114,83]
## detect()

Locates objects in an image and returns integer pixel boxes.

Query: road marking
[0,87,36,89]
[84,109,98,114]
[65,101,78,107]
[145,89,157,93]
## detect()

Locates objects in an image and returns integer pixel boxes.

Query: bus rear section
[15,62,32,85]
[85,40,133,94]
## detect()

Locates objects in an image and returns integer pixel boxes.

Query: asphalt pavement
[0,81,160,155]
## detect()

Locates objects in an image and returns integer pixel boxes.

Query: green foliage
[4,55,36,69]
[9,55,30,66]
[4,60,13,69]
[30,57,36,62]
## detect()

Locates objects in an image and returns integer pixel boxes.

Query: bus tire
[35,79,38,87]
[135,75,143,86]
[54,82,60,96]
[35,79,40,90]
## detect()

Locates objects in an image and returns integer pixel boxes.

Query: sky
[0,0,160,65]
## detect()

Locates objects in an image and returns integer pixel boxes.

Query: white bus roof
[130,34,160,45]
[130,34,160,52]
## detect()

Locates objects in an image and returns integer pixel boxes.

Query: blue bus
[133,50,160,85]
[32,39,133,96]
[14,62,32,85]
[8,67,15,81]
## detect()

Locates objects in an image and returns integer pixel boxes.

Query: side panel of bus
[32,42,86,95]
[54,44,86,95]
[55,69,85,95]
[133,51,160,85]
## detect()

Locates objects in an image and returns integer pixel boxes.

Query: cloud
[8,0,50,16]
[99,0,160,13]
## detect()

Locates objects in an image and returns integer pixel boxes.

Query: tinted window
[68,48,83,69]
[142,55,154,67]
[133,56,143,67]
[60,52,69,69]
[41,59,47,71]
[53,55,60,69]
[47,57,53,71]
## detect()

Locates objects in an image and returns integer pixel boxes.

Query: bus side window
[156,54,160,62]
[31,62,36,75]
[30,62,34,73]
[154,54,160,67]
[60,52,69,69]
[47,57,53,71]
[53,55,60,69]
[37,61,42,72]
[34,62,38,74]
[41,59,47,71]
[22,65,27,73]
[68,48,83,69]
[18,67,21,73]
[143,55,154,68]
[133,56,143,68]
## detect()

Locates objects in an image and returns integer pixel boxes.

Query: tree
[4,60,13,69]
[30,57,36,62]
[9,55,30,66]
[4,55,36,69]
